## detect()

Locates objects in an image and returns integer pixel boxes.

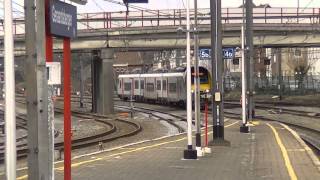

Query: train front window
[199,76,208,84]
[191,67,209,84]
[191,75,209,84]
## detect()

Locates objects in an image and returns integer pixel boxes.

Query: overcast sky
[4,0,320,17]
[74,0,320,13]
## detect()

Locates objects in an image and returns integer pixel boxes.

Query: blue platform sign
[223,48,235,59]
[199,48,235,60]
[199,49,211,60]
[50,0,77,38]
[124,0,149,3]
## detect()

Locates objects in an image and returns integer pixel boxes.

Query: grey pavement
[40,119,320,180]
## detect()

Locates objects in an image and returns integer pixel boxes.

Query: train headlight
[191,89,194,93]
[205,89,210,93]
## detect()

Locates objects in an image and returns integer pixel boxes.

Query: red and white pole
[63,38,72,180]
[4,0,17,179]
[204,97,211,154]
[205,99,208,147]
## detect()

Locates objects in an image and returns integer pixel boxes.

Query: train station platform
[16,119,320,180]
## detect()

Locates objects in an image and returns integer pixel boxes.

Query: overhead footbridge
[1,7,320,55]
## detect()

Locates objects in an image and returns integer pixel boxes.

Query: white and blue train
[117,67,211,106]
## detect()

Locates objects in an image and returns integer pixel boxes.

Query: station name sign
[50,0,77,38]
[199,48,235,60]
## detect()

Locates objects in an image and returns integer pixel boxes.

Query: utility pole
[183,0,197,159]
[4,0,16,179]
[25,0,50,179]
[193,0,202,155]
[209,0,229,146]
[246,0,254,122]
[240,0,249,133]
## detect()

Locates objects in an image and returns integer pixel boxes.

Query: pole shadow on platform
[208,0,230,146]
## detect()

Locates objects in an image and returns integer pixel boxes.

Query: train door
[134,78,140,99]
[117,78,122,97]
[140,78,144,99]
[156,78,162,100]
[168,77,178,102]
[123,78,132,99]
[162,78,168,100]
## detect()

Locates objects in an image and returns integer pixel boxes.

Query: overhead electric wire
[301,0,315,12]
[104,0,175,18]
[12,1,24,8]
[90,0,128,28]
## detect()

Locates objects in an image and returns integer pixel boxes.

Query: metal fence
[2,7,320,35]
[224,75,320,95]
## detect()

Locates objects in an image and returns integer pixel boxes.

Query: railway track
[116,101,320,155]
[66,96,320,153]
[62,95,320,120]
[224,101,320,119]
[115,105,186,133]
[0,100,142,162]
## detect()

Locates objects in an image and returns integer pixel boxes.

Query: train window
[169,83,177,93]
[140,80,144,89]
[124,83,131,91]
[135,80,139,89]
[146,83,154,91]
[163,80,167,91]
[157,80,161,90]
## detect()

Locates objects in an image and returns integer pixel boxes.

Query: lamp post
[193,0,202,156]
[183,0,197,160]
[4,0,16,179]
[240,0,249,133]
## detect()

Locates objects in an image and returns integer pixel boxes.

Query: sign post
[183,0,197,160]
[46,1,77,179]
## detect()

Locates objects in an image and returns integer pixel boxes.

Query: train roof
[118,74,141,78]
[119,72,184,78]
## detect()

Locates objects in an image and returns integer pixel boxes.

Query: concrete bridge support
[91,49,114,115]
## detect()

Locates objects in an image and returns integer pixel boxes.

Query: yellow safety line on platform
[16,175,28,180]
[266,123,298,180]
[16,120,239,179]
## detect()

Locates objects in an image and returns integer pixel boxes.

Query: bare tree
[286,48,316,90]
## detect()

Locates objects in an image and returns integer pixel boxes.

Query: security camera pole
[209,0,229,146]
[184,0,197,159]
